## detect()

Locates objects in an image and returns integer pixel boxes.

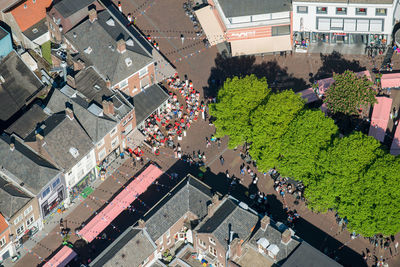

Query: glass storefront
[294,31,387,46]
[69,169,96,200]
[41,187,65,217]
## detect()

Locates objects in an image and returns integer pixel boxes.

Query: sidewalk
[10,156,129,267]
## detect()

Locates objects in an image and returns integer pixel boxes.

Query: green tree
[209,75,270,148]
[324,70,376,115]
[249,90,304,171]
[278,109,338,183]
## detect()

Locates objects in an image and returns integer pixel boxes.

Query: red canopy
[44,246,77,267]
[78,165,163,243]
[368,97,392,142]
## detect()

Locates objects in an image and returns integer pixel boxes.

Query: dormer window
[125,57,132,67]
[84,46,93,54]
[24,3,27,8]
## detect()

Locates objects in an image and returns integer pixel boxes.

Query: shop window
[26,215,34,226]
[316,7,327,14]
[297,6,308,13]
[98,148,106,160]
[42,187,51,199]
[209,246,217,256]
[356,8,367,15]
[376,8,387,16]
[16,224,24,235]
[52,178,60,189]
[336,7,347,15]
[24,205,33,216]
[0,237,6,247]
[271,25,290,36]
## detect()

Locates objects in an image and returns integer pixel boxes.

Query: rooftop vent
[93,84,101,91]
[73,32,77,38]
[106,18,115,26]
[126,38,134,46]
[84,46,92,54]
[69,147,79,158]
[125,57,132,67]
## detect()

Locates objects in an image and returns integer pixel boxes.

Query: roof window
[125,57,132,67]
[32,28,38,34]
[106,18,115,26]
[126,38,134,46]
[84,46,93,54]
[69,147,79,158]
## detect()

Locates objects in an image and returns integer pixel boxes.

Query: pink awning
[300,71,372,103]
[44,246,77,267]
[391,126,400,155]
[381,73,400,89]
[78,164,163,243]
[368,97,393,142]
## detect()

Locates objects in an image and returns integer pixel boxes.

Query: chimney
[105,78,111,89]
[102,100,115,116]
[260,216,270,231]
[281,229,292,245]
[66,75,76,88]
[10,143,15,151]
[116,39,126,53]
[229,238,243,259]
[138,219,146,228]
[207,194,220,217]
[66,108,74,120]
[88,8,97,23]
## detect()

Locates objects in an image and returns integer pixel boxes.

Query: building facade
[0,214,13,263]
[292,0,395,53]
[195,0,293,56]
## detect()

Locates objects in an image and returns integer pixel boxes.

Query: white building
[292,0,397,53]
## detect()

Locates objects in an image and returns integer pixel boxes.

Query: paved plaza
[12,0,400,267]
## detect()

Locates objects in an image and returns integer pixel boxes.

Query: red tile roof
[0,213,9,234]
[10,0,52,32]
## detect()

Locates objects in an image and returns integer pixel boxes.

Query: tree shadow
[203,53,307,98]
[314,51,365,80]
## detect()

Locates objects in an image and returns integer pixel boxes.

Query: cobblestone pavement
[15,0,400,266]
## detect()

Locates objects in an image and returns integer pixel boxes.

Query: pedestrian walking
[219,155,224,165]
[118,1,122,12]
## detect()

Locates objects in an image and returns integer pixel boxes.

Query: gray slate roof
[133,84,170,125]
[144,176,213,241]
[54,0,96,18]
[197,197,258,250]
[23,18,48,41]
[0,135,60,195]
[0,51,43,121]
[90,227,156,267]
[0,176,31,219]
[248,223,300,264]
[65,10,153,85]
[282,242,343,267]
[5,104,49,139]
[217,0,291,18]
[46,89,116,143]
[24,112,94,171]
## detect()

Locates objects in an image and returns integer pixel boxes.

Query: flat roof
[217,0,291,18]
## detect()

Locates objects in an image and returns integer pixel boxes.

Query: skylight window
[84,46,93,54]
[125,57,132,67]
[106,18,115,26]
[69,147,79,158]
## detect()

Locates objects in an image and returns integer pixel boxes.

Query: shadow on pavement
[314,51,365,80]
[203,53,308,98]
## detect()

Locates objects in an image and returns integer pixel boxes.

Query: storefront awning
[230,35,292,56]
[78,164,163,243]
[381,73,400,88]
[44,246,77,267]
[195,5,225,46]
[368,96,392,142]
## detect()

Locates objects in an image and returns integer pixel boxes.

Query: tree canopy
[249,90,304,172]
[324,70,376,115]
[209,75,270,148]
[278,109,338,182]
